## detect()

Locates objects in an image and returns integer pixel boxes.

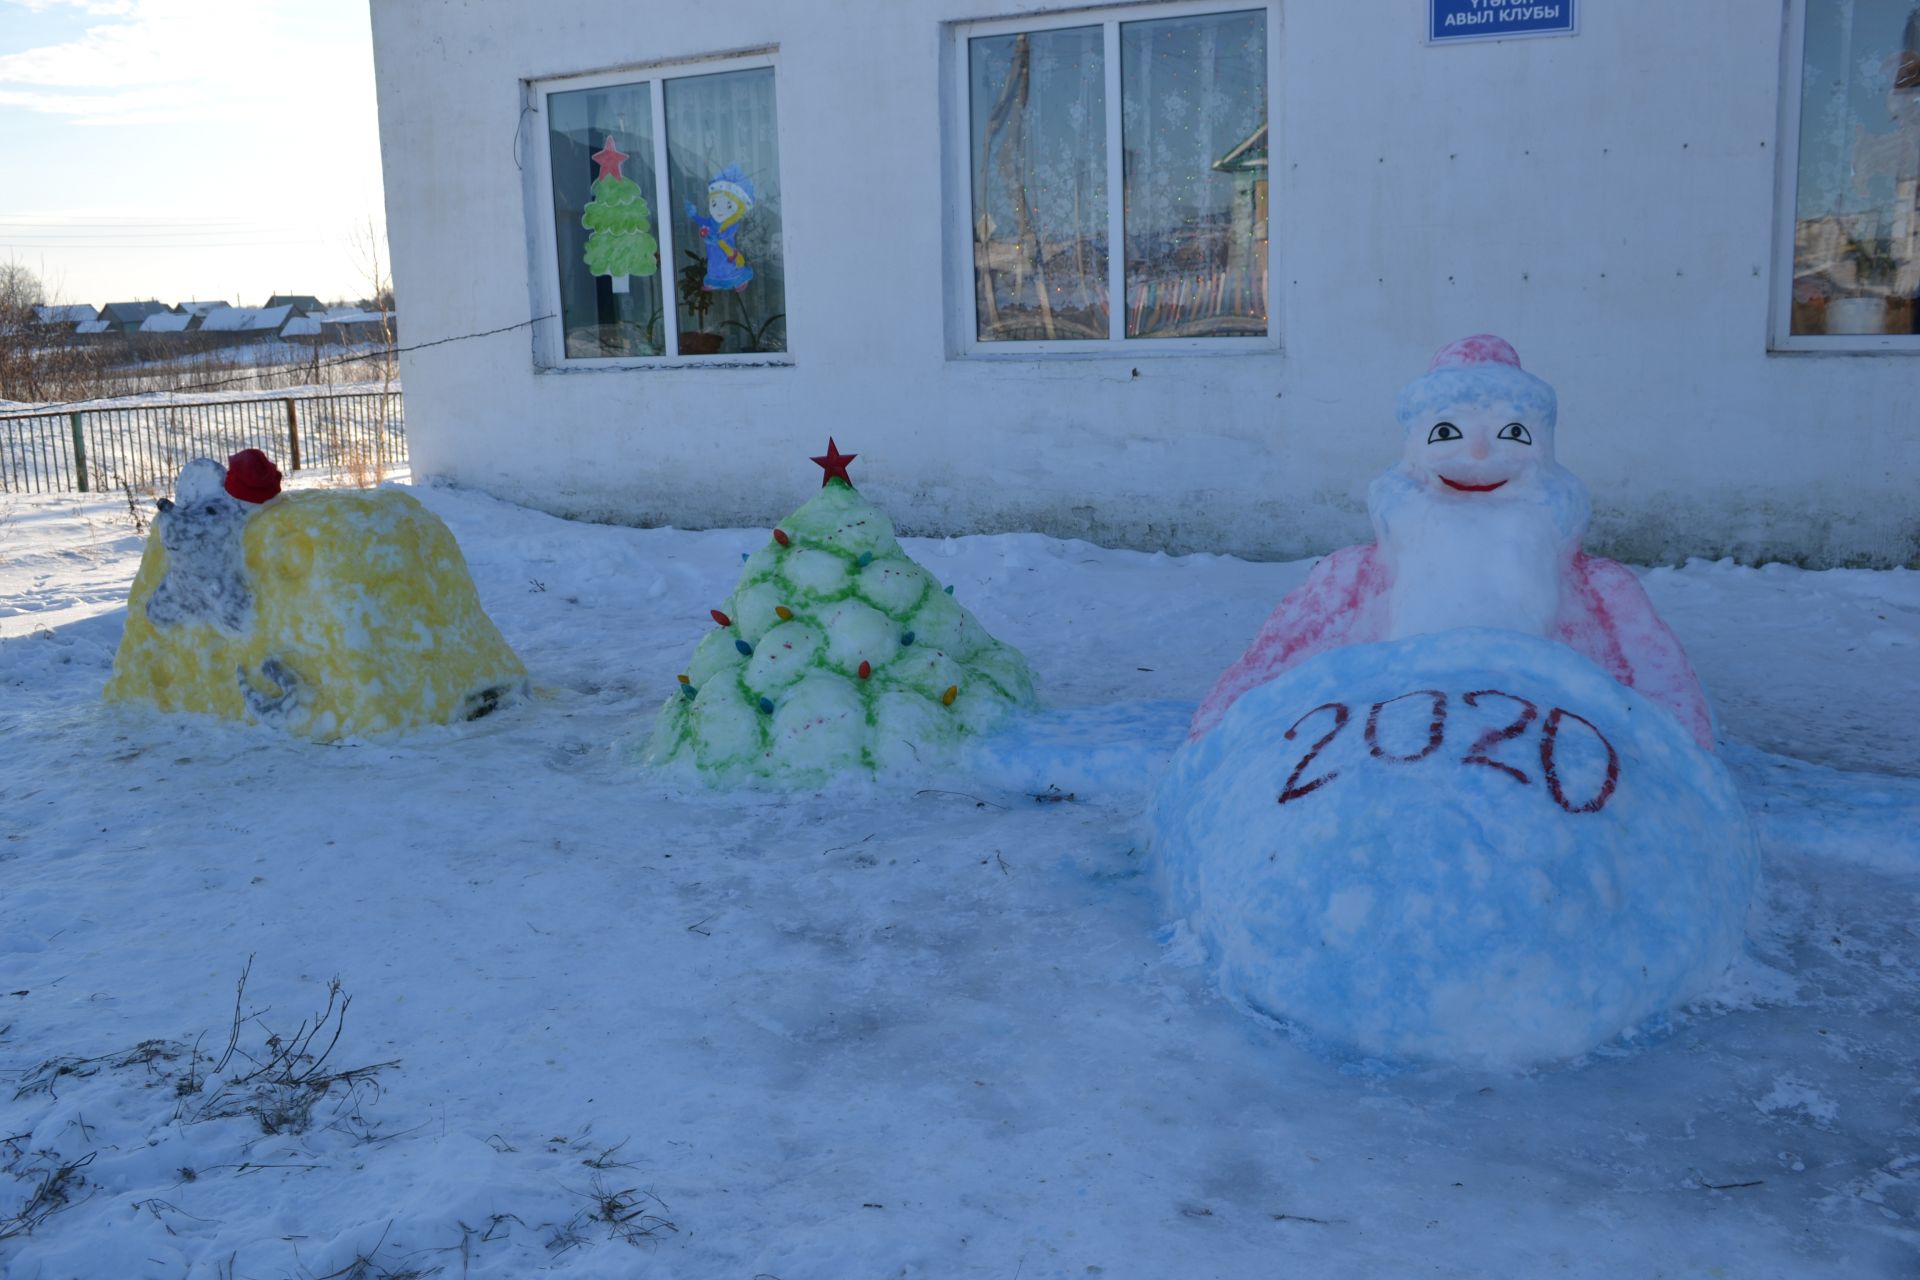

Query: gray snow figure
[146,459,255,636]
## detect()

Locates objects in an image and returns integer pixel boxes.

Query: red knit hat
[224,448,283,504]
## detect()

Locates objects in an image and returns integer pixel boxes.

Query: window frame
[944,1,1282,359]
[527,49,794,370]
[1770,0,1920,354]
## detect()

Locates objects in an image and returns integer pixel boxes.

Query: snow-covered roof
[74,319,110,334]
[32,304,97,324]
[175,300,230,317]
[100,300,168,324]
[198,304,294,332]
[138,312,192,333]
[280,315,323,336]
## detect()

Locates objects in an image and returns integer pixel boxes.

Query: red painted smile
[1440,477,1508,493]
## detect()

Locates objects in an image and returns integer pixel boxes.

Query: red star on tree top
[591,135,628,182]
[811,438,857,487]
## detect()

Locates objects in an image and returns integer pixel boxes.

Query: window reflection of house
[1791,0,1920,335]
[965,10,1268,346]
[1208,120,1270,336]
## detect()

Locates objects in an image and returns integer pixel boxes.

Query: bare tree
[348,217,398,484]
[0,261,91,403]
[0,261,45,311]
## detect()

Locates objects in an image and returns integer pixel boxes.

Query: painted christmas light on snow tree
[1154,337,1757,1068]
[107,452,527,741]
[645,440,1038,782]
[581,134,658,295]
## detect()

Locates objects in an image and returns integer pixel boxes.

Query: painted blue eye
[1427,422,1462,443]
[1498,422,1533,445]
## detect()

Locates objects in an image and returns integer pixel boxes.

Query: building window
[958,5,1271,351]
[536,56,787,364]
[1780,0,1920,349]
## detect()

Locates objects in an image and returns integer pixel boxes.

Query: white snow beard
[1368,464,1591,642]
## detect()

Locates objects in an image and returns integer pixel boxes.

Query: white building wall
[371,0,1920,567]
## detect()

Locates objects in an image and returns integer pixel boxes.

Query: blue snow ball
[1152,630,1757,1069]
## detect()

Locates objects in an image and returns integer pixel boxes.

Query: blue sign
[1429,0,1577,43]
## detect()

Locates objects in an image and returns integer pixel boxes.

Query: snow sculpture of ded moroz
[645,440,1038,784]
[106,452,527,741]
[1154,337,1758,1069]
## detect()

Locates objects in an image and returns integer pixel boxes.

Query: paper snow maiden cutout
[644,441,1037,784]
[1191,336,1715,749]
[108,458,527,740]
[581,134,658,295]
[685,164,755,292]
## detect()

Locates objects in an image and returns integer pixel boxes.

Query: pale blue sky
[0,0,385,309]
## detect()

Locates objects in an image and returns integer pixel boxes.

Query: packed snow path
[1,484,1916,1278]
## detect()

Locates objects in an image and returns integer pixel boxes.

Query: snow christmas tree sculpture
[107,454,527,740]
[645,440,1038,783]
[581,134,657,295]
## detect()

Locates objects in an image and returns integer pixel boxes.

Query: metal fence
[0,390,406,496]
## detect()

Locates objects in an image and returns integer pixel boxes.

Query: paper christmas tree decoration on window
[644,441,1038,783]
[581,134,658,295]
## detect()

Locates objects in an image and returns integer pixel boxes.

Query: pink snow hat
[1395,334,1557,432]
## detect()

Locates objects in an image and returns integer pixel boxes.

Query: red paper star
[591,135,628,182]
[811,438,857,487]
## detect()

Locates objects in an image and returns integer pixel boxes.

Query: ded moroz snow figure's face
[1402,398,1546,494]
[1368,335,1592,642]
[1392,333,1559,494]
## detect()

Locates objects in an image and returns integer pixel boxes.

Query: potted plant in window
[676,250,724,355]
[1829,233,1899,335]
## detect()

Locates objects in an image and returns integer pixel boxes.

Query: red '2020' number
[1278,702,1350,805]
[1460,689,1538,785]
[1365,689,1448,763]
[1539,707,1621,814]
[1274,686,1620,814]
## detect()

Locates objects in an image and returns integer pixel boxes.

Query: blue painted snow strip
[1725,742,1920,877]
[963,700,1195,803]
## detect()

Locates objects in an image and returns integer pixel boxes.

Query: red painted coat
[1190,545,1715,749]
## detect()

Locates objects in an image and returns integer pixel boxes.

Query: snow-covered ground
[1,481,1916,1278]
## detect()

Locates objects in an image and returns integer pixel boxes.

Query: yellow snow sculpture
[106,471,526,741]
